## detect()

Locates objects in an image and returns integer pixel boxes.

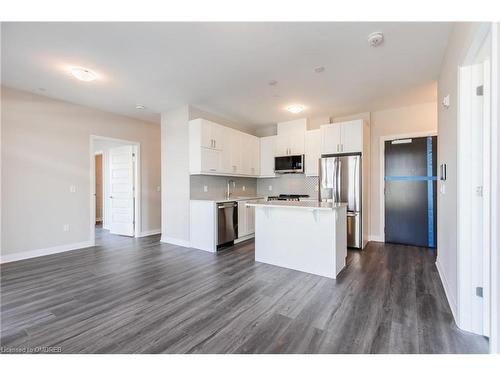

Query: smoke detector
[367,32,384,47]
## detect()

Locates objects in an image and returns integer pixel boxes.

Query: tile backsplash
[190,175,257,199]
[190,174,319,199]
[257,174,319,198]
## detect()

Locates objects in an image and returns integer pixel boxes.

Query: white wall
[436,23,484,318]
[161,105,191,245]
[369,102,438,240]
[1,87,161,259]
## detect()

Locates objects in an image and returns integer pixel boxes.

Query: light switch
[63,224,70,232]
[70,185,76,193]
[156,186,161,192]
[203,185,208,193]
[242,186,246,191]
[268,185,273,191]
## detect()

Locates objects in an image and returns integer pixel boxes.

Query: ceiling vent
[367,32,384,47]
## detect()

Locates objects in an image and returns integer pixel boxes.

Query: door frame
[457,23,492,338]
[379,131,437,243]
[89,135,141,244]
[94,151,104,224]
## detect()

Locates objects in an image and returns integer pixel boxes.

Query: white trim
[456,26,492,337]
[138,229,161,237]
[90,135,141,241]
[367,235,384,243]
[161,236,191,248]
[378,130,438,243]
[490,22,499,354]
[234,233,255,243]
[0,241,93,264]
[436,257,458,321]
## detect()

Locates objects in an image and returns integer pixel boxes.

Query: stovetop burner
[267,194,310,201]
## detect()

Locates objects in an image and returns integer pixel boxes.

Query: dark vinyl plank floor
[0,227,489,354]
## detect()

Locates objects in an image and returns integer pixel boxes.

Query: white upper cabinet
[259,136,276,177]
[321,119,364,155]
[321,123,342,154]
[276,118,306,156]
[189,118,260,177]
[250,136,260,176]
[305,129,321,176]
[196,118,225,150]
[340,120,363,153]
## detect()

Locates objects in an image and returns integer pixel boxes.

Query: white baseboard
[0,240,94,264]
[138,229,161,238]
[235,233,255,243]
[368,235,384,242]
[161,236,191,248]
[436,257,458,324]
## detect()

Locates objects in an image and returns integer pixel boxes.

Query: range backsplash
[190,175,257,199]
[257,174,319,198]
[190,174,318,199]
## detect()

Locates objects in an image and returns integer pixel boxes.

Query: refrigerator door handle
[353,157,358,212]
[337,160,342,202]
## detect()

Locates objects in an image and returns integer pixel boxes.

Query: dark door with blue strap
[384,136,437,248]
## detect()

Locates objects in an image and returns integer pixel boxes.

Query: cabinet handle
[210,168,216,171]
[214,140,216,149]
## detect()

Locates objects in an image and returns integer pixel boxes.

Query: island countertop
[246,200,347,211]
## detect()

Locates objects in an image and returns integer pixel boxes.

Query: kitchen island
[246,200,347,279]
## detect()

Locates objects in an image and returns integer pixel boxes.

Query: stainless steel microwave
[274,155,304,173]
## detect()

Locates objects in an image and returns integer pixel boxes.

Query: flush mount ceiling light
[70,67,98,82]
[135,104,146,110]
[286,104,305,114]
[367,32,384,47]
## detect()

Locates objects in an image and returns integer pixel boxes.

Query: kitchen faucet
[226,179,235,199]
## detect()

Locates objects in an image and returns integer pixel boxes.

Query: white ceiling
[1,22,451,128]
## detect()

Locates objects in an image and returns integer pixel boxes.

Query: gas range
[267,194,310,202]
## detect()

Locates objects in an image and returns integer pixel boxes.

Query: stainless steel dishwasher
[217,201,238,249]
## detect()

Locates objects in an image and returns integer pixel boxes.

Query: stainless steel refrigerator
[319,154,362,249]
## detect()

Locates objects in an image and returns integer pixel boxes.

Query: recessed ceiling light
[268,80,278,86]
[135,104,146,110]
[286,104,305,114]
[314,66,325,73]
[70,67,98,82]
[367,32,384,47]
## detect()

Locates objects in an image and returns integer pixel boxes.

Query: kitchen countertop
[246,200,347,211]
[190,196,265,203]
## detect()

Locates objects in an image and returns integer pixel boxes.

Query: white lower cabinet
[237,199,258,239]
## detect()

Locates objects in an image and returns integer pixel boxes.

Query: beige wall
[369,102,438,240]
[1,87,161,258]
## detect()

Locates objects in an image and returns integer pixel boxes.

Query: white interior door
[109,145,135,236]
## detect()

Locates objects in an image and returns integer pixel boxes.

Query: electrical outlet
[63,224,70,232]
[268,185,273,191]
[315,185,319,192]
[69,185,76,193]
[203,185,208,193]
[242,186,246,191]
